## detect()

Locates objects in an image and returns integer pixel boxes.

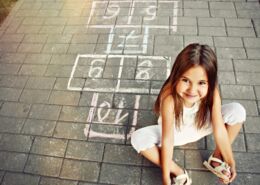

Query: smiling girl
[131,43,246,185]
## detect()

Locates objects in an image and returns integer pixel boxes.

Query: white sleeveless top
[157,102,212,146]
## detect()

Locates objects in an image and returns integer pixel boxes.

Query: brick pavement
[0,0,260,184]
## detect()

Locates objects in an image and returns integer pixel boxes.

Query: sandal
[172,169,192,185]
[203,154,231,181]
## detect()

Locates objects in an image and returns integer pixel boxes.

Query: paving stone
[44,18,67,26]
[47,34,72,43]
[184,36,213,46]
[214,37,243,47]
[59,106,89,122]
[0,133,33,152]
[129,110,157,127]
[233,173,260,185]
[60,159,100,182]
[0,75,28,88]
[0,171,4,183]
[22,119,56,136]
[17,43,43,53]
[0,53,26,63]
[0,34,24,43]
[223,99,258,116]
[227,27,256,37]
[83,79,116,92]
[199,27,226,36]
[0,151,27,171]
[19,89,50,103]
[16,25,41,34]
[225,18,253,27]
[237,9,260,19]
[216,47,247,59]
[23,34,48,43]
[246,133,260,152]
[29,104,61,120]
[244,116,260,133]
[103,144,142,165]
[42,43,69,54]
[184,9,210,17]
[71,34,98,44]
[68,44,96,54]
[22,17,45,25]
[171,25,198,35]
[66,140,104,161]
[198,17,225,27]
[0,43,19,52]
[31,137,67,157]
[206,133,246,152]
[185,150,210,170]
[79,92,114,107]
[0,116,24,133]
[0,64,21,75]
[55,78,85,90]
[49,90,80,106]
[243,37,260,48]
[142,149,185,167]
[236,72,260,85]
[88,124,127,144]
[211,9,237,18]
[50,54,77,65]
[235,152,260,173]
[255,86,260,100]
[24,54,51,64]
[234,60,260,72]
[19,64,47,76]
[235,2,260,10]
[247,48,260,59]
[218,71,236,84]
[113,94,150,110]
[1,172,40,185]
[39,177,77,185]
[220,85,255,99]
[54,122,87,140]
[141,167,161,185]
[24,155,63,177]
[184,1,208,9]
[45,65,73,77]
[0,102,30,118]
[99,163,141,185]
[0,87,22,101]
[189,171,220,185]
[25,77,56,89]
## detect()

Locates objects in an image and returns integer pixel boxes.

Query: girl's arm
[211,87,236,170]
[161,95,175,185]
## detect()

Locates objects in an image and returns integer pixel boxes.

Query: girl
[131,43,246,185]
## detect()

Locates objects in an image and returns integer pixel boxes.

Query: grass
[0,0,18,25]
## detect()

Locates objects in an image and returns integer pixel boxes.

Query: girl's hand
[219,165,236,184]
[229,165,237,183]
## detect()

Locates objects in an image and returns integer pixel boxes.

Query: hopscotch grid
[86,0,179,32]
[75,0,178,142]
[68,54,171,93]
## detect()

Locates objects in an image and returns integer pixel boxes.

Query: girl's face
[176,65,209,107]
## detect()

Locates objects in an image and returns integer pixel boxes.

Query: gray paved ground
[0,0,260,184]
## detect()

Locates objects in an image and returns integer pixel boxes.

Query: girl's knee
[224,102,246,125]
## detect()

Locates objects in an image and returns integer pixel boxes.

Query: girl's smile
[176,65,209,107]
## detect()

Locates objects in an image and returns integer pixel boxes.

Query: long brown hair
[154,43,218,129]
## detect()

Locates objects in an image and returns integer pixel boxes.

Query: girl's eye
[182,78,189,83]
[199,81,207,85]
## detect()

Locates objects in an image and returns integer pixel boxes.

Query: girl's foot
[171,169,192,185]
[203,153,231,182]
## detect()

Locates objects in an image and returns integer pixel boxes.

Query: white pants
[131,103,246,153]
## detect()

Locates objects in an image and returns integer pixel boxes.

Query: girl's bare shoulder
[161,95,174,112]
